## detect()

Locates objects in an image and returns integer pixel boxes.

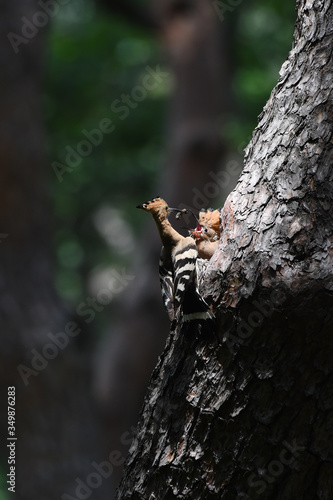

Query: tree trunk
[0,2,110,498]
[116,0,333,498]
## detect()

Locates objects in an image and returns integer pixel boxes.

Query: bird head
[190,209,220,242]
[137,197,186,220]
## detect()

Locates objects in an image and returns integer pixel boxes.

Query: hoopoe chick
[137,197,214,325]
[191,209,221,259]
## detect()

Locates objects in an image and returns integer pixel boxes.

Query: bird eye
[143,204,147,208]
[164,206,168,210]
[203,228,208,233]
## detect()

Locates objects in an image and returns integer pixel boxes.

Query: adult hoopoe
[137,197,214,326]
[190,208,221,259]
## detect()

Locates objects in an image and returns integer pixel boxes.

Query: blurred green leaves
[226,0,295,147]
[44,0,295,309]
[45,0,165,302]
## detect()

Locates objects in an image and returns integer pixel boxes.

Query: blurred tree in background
[0,0,295,498]
[47,1,165,306]
[47,0,295,308]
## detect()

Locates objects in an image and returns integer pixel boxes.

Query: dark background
[48,0,294,320]
[0,0,295,498]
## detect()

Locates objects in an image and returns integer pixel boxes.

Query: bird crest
[198,209,221,236]
[136,197,168,213]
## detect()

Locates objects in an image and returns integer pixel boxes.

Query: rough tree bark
[116,0,333,498]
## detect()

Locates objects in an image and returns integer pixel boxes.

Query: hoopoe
[137,197,214,325]
[190,208,221,259]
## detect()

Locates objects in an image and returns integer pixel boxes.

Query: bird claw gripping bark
[136,197,214,327]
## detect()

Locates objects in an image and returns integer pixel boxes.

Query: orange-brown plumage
[136,197,182,247]
[198,209,221,237]
[190,208,221,259]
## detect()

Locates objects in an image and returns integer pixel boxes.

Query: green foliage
[44,0,295,320]
[225,0,296,147]
[45,0,166,305]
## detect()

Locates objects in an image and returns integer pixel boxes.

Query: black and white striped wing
[173,238,215,324]
[172,238,198,314]
[159,246,175,321]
